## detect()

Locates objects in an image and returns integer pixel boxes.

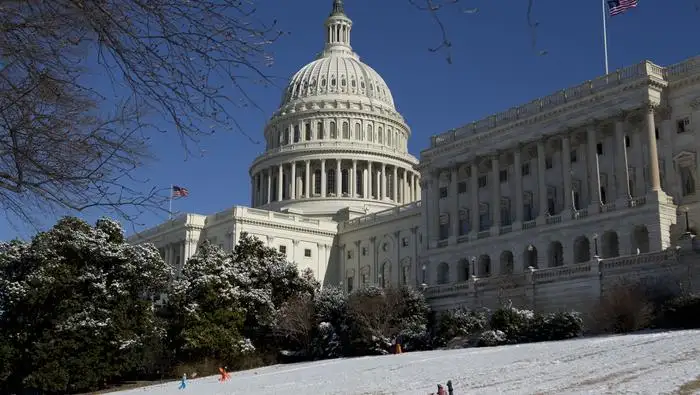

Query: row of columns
[428,104,663,245]
[251,159,421,206]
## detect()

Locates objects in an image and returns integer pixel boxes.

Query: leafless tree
[0,0,281,227]
[275,294,315,351]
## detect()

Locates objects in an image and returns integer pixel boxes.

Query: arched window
[387,129,393,146]
[378,127,383,144]
[317,122,324,139]
[327,170,336,195]
[304,123,311,140]
[342,122,350,139]
[330,121,337,139]
[355,123,362,140]
[314,169,321,195]
[367,125,374,142]
[293,125,300,143]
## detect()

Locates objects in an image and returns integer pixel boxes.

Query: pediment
[673,151,697,167]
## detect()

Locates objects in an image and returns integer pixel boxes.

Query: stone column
[381,163,386,200]
[645,104,662,194]
[470,162,479,239]
[430,173,441,247]
[450,165,459,242]
[321,159,327,198]
[587,127,601,209]
[305,160,311,198]
[336,159,342,196]
[277,164,283,201]
[250,175,255,207]
[536,140,547,220]
[562,135,572,215]
[491,154,501,234]
[375,165,381,200]
[614,119,631,201]
[352,160,358,197]
[514,146,523,228]
[364,162,370,198]
[290,161,296,200]
[416,174,421,199]
[661,117,677,198]
[266,168,272,204]
[392,166,398,202]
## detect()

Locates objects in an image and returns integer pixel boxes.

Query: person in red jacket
[218,367,231,382]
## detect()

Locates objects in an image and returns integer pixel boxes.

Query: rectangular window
[624,135,631,147]
[457,181,467,194]
[279,245,287,254]
[478,175,488,188]
[596,142,604,155]
[346,250,353,259]
[499,169,508,183]
[439,187,448,198]
[522,163,530,176]
[362,247,368,256]
[304,248,312,257]
[401,237,409,247]
[570,149,577,162]
[545,157,553,169]
[677,117,690,134]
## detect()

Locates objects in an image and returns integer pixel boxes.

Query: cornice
[234,216,338,238]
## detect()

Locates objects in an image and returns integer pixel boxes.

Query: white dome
[280,54,396,110]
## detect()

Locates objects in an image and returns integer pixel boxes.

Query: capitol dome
[248,0,420,220]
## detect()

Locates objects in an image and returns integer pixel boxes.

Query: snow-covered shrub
[435,308,489,346]
[476,330,507,347]
[537,312,584,341]
[489,304,535,342]
[658,293,700,329]
[310,321,342,359]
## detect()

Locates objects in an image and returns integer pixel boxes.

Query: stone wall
[426,244,700,315]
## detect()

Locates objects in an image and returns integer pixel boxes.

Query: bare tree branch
[0,0,282,229]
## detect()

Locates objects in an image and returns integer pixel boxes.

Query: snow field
[115,330,700,394]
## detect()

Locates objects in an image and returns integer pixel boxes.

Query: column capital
[304,159,310,164]
[643,101,660,113]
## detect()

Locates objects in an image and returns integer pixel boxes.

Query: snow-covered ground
[116,330,700,394]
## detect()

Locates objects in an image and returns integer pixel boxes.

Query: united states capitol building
[130,0,700,310]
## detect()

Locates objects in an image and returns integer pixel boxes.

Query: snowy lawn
[115,330,700,394]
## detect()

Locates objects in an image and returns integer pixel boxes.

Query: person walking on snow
[218,367,231,382]
[178,373,187,390]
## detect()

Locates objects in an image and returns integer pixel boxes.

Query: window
[499,169,508,183]
[570,149,577,162]
[681,167,696,196]
[378,127,384,144]
[439,187,448,198]
[305,123,312,140]
[402,237,409,247]
[346,250,353,259]
[596,142,603,155]
[304,248,312,257]
[624,135,631,148]
[522,163,530,176]
[327,169,336,195]
[677,117,690,134]
[655,127,660,140]
[367,125,374,142]
[439,213,449,240]
[457,181,467,194]
[479,204,490,230]
[317,122,324,139]
[545,156,553,169]
[459,209,470,235]
[362,247,368,256]
[355,123,362,140]
[330,121,337,138]
[293,125,300,142]
[314,170,321,195]
[478,175,488,188]
[342,122,350,139]
[279,245,287,254]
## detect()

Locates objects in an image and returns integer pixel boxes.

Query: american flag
[608,0,638,16]
[172,185,189,198]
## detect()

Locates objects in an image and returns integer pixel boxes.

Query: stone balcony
[340,200,422,232]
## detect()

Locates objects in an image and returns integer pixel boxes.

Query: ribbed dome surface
[279,53,396,110]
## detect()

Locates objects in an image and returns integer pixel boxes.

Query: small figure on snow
[436,383,447,395]
[178,373,187,390]
[446,380,454,395]
[218,366,231,382]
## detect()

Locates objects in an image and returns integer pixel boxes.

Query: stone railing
[251,140,417,165]
[127,213,197,241]
[664,55,700,81]
[342,200,422,230]
[430,60,665,148]
[243,207,321,226]
[425,249,679,298]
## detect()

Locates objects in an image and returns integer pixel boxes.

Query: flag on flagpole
[607,0,638,16]
[171,185,189,198]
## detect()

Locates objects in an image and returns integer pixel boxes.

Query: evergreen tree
[0,217,171,394]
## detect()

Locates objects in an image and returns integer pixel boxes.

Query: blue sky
[2,0,699,240]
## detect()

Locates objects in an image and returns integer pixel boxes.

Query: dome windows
[360,80,365,89]
[342,122,350,139]
[351,79,356,88]
[321,78,326,87]
[330,121,337,139]
[330,77,336,87]
[341,77,346,87]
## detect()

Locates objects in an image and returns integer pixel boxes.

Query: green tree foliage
[0,217,171,394]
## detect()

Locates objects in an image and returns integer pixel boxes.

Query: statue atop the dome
[330,0,345,16]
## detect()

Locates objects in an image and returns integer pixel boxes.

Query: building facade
[129,0,700,310]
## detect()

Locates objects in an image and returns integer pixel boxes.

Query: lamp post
[592,233,599,258]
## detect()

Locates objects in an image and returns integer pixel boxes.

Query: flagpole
[169,184,173,220]
[602,0,610,74]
